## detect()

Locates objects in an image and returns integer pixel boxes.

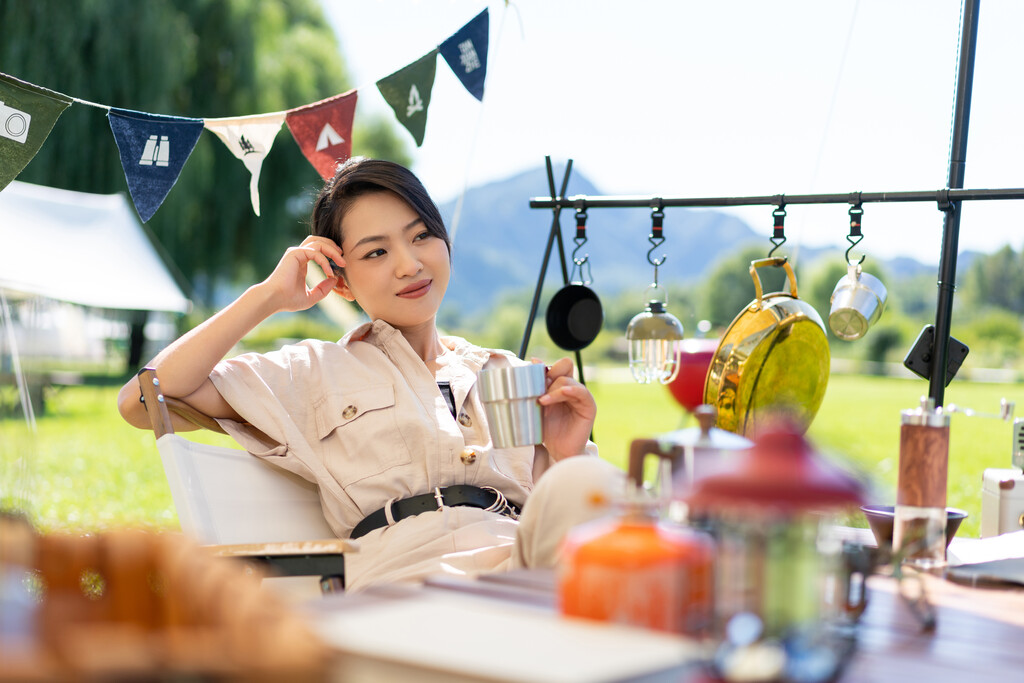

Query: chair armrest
[209,539,359,558]
[164,396,227,434]
[137,367,227,436]
[207,540,358,583]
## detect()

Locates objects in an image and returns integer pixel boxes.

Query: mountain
[878,251,980,279]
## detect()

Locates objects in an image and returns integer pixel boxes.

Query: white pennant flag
[204,112,286,216]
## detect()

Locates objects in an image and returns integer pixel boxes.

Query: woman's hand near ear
[263,236,345,313]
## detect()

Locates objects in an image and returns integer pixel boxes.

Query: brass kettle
[703,257,829,437]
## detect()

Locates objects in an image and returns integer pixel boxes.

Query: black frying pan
[546,284,603,351]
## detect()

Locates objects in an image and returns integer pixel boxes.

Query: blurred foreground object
[558,498,714,636]
[0,521,332,681]
[666,339,719,414]
[686,422,867,683]
[894,398,951,568]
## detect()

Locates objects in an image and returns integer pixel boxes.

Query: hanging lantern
[626,206,685,384]
[626,285,684,384]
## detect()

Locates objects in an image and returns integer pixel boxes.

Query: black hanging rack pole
[524,0,985,403]
[529,185,1024,211]
[931,0,979,406]
[519,157,569,360]
[520,156,587,392]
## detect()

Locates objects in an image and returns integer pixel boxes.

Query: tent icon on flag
[316,123,345,152]
[285,90,358,180]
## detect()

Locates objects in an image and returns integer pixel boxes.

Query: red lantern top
[686,422,866,513]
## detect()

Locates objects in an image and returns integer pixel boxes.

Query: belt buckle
[481,486,519,521]
[433,486,445,509]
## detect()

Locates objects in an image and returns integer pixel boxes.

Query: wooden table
[299,566,1024,682]
[846,571,1024,682]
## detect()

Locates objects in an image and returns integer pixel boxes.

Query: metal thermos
[894,398,950,567]
[477,364,546,448]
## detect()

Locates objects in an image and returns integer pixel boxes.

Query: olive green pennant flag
[376,50,438,147]
[0,73,73,192]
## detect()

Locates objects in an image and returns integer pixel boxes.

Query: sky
[323,0,1024,266]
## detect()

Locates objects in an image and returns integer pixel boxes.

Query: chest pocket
[487,444,535,488]
[314,384,411,487]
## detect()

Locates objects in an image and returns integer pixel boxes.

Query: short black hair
[311,158,451,257]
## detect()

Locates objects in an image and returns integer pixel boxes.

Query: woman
[118,158,622,590]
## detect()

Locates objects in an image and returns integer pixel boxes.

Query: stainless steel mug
[829,263,887,340]
[477,364,546,448]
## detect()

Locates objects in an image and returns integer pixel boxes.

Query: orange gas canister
[558,508,713,636]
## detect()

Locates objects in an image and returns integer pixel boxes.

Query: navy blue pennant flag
[108,108,204,222]
[439,9,489,101]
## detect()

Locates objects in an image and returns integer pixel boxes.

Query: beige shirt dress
[209,320,620,591]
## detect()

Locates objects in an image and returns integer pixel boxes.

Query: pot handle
[628,438,684,488]
[749,257,799,304]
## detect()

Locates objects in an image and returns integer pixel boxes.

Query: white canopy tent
[0,180,190,313]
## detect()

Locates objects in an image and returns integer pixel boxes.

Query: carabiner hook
[571,235,589,266]
[646,206,667,268]
[571,207,592,284]
[768,205,787,257]
[571,236,593,284]
[646,234,667,268]
[845,235,865,266]
[846,204,866,265]
[573,208,589,265]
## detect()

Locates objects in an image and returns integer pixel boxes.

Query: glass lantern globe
[625,289,685,384]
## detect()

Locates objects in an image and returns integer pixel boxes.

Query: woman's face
[334,190,450,330]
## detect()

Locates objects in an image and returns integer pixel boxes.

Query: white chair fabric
[156,433,336,545]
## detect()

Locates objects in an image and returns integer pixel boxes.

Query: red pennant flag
[285,90,358,180]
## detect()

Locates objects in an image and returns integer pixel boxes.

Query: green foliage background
[2,375,1018,541]
[0,0,408,305]
[2,0,1022,553]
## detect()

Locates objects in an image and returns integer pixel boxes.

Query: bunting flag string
[440,9,489,101]
[376,50,439,148]
[205,113,286,216]
[0,6,491,221]
[108,109,205,223]
[0,73,73,192]
[285,90,359,181]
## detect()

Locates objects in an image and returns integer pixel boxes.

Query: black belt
[350,485,520,540]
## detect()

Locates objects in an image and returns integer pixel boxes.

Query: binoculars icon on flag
[0,101,32,144]
[140,134,170,167]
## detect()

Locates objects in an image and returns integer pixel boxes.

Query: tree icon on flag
[377,50,438,148]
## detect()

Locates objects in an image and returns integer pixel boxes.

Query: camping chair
[137,367,353,592]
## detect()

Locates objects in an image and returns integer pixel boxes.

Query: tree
[963,244,1024,316]
[1,0,409,305]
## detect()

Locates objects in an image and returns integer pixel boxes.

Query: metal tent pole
[930,0,980,406]
[519,157,573,360]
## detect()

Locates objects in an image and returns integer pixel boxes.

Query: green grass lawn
[591,373,1021,538]
[2,373,1020,538]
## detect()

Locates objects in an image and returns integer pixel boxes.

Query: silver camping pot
[829,263,887,340]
